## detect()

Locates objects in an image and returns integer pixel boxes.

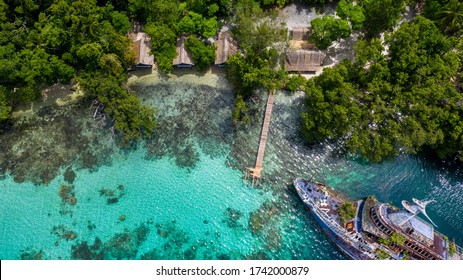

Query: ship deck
[296,178,463,260]
[312,184,342,222]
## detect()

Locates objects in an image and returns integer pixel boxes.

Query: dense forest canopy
[0,0,158,145]
[302,4,463,162]
[1,0,462,162]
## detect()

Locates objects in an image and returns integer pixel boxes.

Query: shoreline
[127,66,230,90]
[10,66,231,120]
[11,82,83,119]
[1,70,236,186]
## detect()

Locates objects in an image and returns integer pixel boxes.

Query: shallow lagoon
[0,72,462,259]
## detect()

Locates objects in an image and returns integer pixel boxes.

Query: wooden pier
[246,92,275,186]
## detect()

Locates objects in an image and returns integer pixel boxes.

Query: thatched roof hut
[289,27,309,40]
[129,32,154,68]
[284,49,326,73]
[173,36,194,68]
[215,31,238,66]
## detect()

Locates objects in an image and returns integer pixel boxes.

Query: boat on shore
[294,178,463,260]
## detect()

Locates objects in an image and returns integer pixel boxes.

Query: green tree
[0,0,157,143]
[79,72,157,145]
[336,0,365,30]
[111,11,130,34]
[227,1,288,95]
[0,86,11,121]
[99,53,124,76]
[438,0,463,34]
[259,0,289,8]
[310,15,351,49]
[233,1,287,56]
[354,38,384,65]
[128,0,180,25]
[178,13,197,34]
[76,43,103,69]
[201,16,218,38]
[185,35,215,71]
[302,16,463,162]
[302,62,362,144]
[360,0,405,37]
[286,75,306,91]
[145,23,177,73]
[0,0,7,22]
[178,11,218,38]
[232,94,250,126]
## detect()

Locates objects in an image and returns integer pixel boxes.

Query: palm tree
[438,0,463,34]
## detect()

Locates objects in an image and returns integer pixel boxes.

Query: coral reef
[87,221,96,230]
[71,238,104,260]
[51,225,77,244]
[134,83,234,169]
[63,167,77,184]
[249,202,280,235]
[58,184,77,206]
[99,184,126,204]
[104,224,149,259]
[71,223,150,260]
[223,207,243,229]
[20,248,46,260]
[140,220,245,260]
[0,101,115,185]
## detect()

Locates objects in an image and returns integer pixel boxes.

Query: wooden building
[129,32,154,69]
[214,31,238,66]
[173,36,194,68]
[284,49,326,73]
[289,27,309,40]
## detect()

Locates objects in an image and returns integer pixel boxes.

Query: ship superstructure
[294,178,463,260]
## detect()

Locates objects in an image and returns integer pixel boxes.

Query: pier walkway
[247,91,274,186]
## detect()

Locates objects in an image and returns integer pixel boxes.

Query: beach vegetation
[185,35,216,71]
[144,23,177,73]
[227,0,288,95]
[336,0,365,31]
[302,16,463,162]
[286,75,306,91]
[309,15,351,49]
[360,0,405,37]
[232,94,250,126]
[0,0,156,145]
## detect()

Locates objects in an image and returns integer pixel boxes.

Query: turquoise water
[0,148,270,259]
[0,78,462,259]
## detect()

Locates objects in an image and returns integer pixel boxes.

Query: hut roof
[215,31,238,65]
[173,36,194,66]
[290,27,309,40]
[130,32,154,67]
[284,49,326,72]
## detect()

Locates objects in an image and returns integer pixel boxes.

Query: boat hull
[294,178,373,260]
[305,200,371,260]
